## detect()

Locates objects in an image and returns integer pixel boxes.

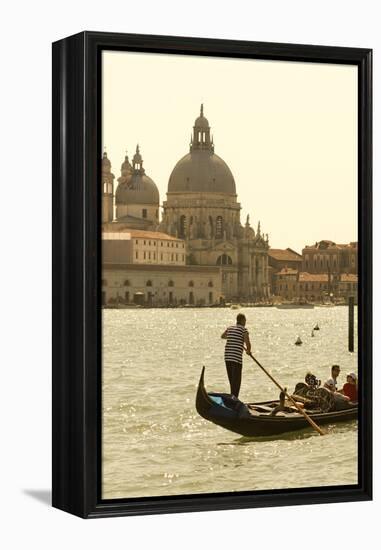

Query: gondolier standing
[221,313,251,398]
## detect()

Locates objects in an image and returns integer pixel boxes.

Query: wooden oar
[246,352,327,436]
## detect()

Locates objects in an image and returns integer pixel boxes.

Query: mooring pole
[348,296,354,352]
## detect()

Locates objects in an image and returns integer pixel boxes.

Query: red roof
[268,248,302,261]
[275,267,298,276]
[298,272,329,282]
[103,229,182,241]
[340,273,358,282]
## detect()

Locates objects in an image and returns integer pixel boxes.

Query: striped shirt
[224,324,249,365]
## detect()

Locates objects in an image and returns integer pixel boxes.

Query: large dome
[116,173,159,205]
[168,150,236,194]
[168,106,236,194]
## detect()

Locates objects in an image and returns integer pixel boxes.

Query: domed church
[159,106,270,301]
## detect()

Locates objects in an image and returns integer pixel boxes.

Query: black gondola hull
[195,367,358,437]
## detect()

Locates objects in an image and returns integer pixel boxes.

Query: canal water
[102,306,358,499]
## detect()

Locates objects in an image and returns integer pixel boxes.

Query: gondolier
[221,313,251,398]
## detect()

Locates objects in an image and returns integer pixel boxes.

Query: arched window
[188,281,194,287]
[146,280,152,287]
[168,280,174,287]
[215,216,224,239]
[123,280,130,286]
[179,215,187,238]
[208,281,213,287]
[102,279,108,286]
[216,254,232,266]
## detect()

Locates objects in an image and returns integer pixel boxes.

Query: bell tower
[102,151,115,223]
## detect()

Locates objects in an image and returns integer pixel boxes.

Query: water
[102,306,358,499]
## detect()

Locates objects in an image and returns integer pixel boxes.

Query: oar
[246,352,327,436]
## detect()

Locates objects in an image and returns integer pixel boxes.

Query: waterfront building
[273,269,358,304]
[103,230,186,266]
[274,267,298,301]
[158,106,270,301]
[268,248,302,294]
[102,263,221,306]
[102,229,221,305]
[302,240,358,274]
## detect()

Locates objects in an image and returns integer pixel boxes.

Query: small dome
[194,115,209,128]
[116,145,159,205]
[116,173,159,205]
[168,150,236,194]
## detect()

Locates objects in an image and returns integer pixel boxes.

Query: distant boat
[276,303,314,309]
[295,336,303,346]
[314,324,320,331]
[230,304,241,310]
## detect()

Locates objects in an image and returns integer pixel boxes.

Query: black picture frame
[52,31,372,519]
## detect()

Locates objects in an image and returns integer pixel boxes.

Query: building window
[148,252,151,259]
[149,241,151,246]
[144,240,146,245]
[189,281,194,287]
[208,281,213,287]
[161,242,163,247]
[176,254,178,261]
[135,251,138,259]
[179,215,187,238]
[216,254,232,266]
[135,240,138,245]
[189,291,194,305]
[124,280,130,286]
[209,292,213,304]
[143,252,146,259]
[125,291,130,303]
[142,209,147,218]
[161,253,163,260]
[153,252,156,260]
[168,280,174,287]
[146,280,152,287]
[215,216,223,239]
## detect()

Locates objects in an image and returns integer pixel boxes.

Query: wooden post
[348,296,354,352]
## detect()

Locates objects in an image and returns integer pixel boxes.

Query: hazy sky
[103,51,357,253]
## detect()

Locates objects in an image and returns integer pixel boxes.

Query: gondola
[195,367,358,437]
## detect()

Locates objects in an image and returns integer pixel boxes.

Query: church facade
[102,106,270,302]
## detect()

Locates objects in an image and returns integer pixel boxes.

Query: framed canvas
[52,31,372,518]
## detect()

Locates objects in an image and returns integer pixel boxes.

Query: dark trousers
[225,361,242,398]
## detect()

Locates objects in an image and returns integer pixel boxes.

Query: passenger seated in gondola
[324,379,351,410]
[341,372,358,402]
[293,372,320,396]
[324,364,341,392]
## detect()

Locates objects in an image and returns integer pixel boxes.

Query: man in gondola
[221,313,251,398]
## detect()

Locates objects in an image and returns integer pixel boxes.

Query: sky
[102,51,357,253]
